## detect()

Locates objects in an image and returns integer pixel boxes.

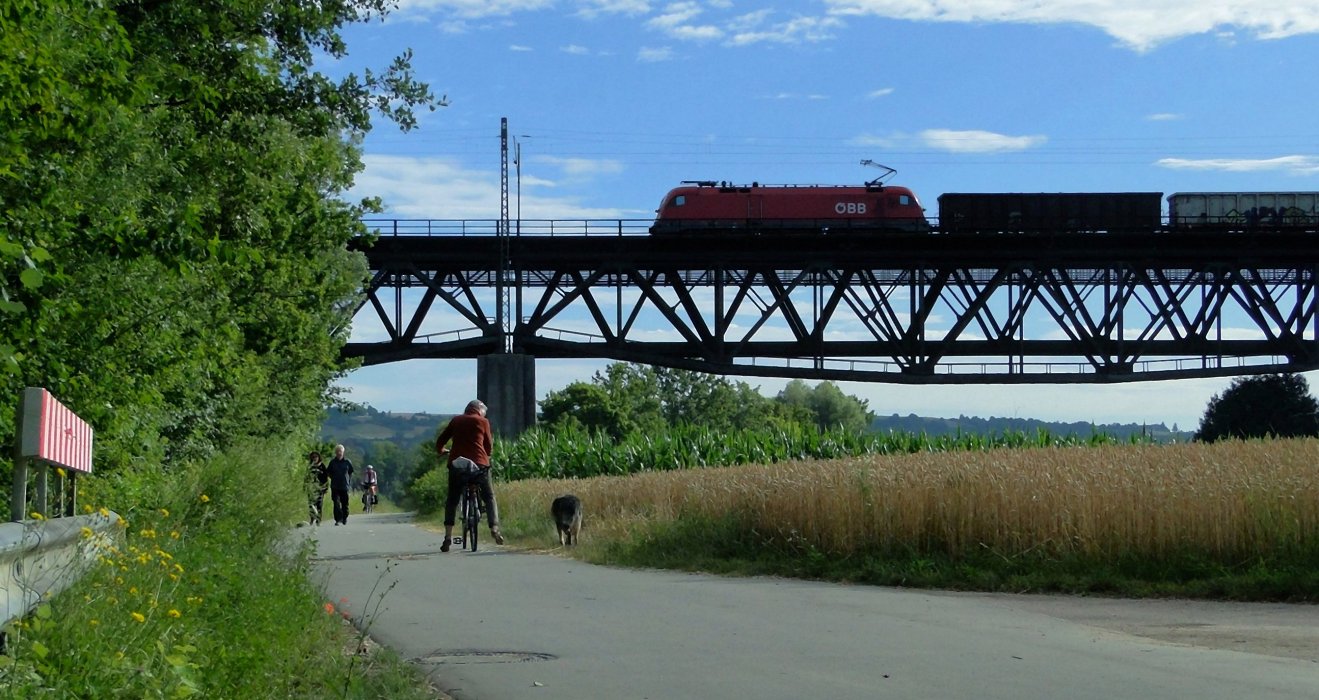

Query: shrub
[409,468,449,514]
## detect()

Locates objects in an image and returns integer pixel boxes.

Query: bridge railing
[363,219,655,237]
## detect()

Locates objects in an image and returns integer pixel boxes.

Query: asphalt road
[305,512,1319,700]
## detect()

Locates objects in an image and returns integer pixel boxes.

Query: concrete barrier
[0,512,121,630]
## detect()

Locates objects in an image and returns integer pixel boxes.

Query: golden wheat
[501,439,1319,560]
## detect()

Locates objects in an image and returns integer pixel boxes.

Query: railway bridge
[345,219,1319,436]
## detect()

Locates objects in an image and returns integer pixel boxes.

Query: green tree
[1195,373,1319,442]
[776,379,873,433]
[1,0,439,487]
[595,363,665,434]
[537,363,876,439]
[540,382,630,440]
[653,366,781,431]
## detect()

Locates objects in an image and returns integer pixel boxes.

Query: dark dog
[551,494,582,546]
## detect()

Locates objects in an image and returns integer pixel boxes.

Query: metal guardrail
[1,512,121,638]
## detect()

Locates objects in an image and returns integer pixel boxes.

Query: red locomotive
[650,180,929,234]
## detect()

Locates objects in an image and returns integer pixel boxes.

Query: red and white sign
[20,388,93,473]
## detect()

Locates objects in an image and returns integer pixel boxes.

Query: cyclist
[362,464,379,511]
[435,399,503,551]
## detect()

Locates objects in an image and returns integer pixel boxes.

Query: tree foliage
[536,363,875,439]
[1195,373,1319,442]
[776,379,873,433]
[1,0,439,486]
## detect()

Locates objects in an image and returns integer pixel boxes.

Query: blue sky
[331,1,1319,430]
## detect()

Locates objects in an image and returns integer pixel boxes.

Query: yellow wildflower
[29,511,44,521]
[80,526,94,539]
[56,467,66,478]
[130,612,145,623]
[83,504,94,514]
[89,619,99,627]
[168,609,181,619]
[98,507,110,518]
[199,494,210,503]
[159,508,169,518]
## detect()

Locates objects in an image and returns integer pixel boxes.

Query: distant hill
[872,413,1192,443]
[319,406,449,454]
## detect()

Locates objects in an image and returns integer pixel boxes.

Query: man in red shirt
[435,399,504,551]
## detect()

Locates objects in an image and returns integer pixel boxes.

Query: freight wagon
[936,193,1163,234]
[650,181,929,234]
[1167,192,1319,230]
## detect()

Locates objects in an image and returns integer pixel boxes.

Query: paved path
[306,513,1319,700]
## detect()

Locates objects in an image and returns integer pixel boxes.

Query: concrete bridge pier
[477,353,536,438]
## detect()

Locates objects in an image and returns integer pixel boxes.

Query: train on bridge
[650,181,1319,235]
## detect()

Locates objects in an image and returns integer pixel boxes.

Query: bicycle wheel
[463,487,480,552]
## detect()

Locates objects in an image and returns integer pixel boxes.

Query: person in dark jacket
[326,444,354,525]
[306,451,329,525]
[435,399,502,550]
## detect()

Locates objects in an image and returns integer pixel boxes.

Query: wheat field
[499,439,1319,561]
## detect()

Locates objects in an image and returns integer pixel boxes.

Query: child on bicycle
[435,399,503,551]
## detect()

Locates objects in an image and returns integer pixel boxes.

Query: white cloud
[920,129,1047,153]
[351,155,632,220]
[397,0,554,20]
[851,132,899,148]
[1146,112,1182,121]
[637,46,675,61]
[509,44,534,51]
[867,87,895,99]
[764,92,829,101]
[647,1,725,40]
[1155,155,1319,174]
[576,0,652,18]
[728,9,775,31]
[562,44,591,54]
[535,155,627,177]
[728,15,844,45]
[824,0,1319,51]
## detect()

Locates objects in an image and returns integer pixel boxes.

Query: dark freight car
[937,193,1163,233]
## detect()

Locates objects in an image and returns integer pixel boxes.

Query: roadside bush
[409,468,449,515]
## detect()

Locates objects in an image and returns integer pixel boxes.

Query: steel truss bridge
[345,219,1319,385]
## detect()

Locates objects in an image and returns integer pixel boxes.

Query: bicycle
[459,475,482,552]
[361,486,377,514]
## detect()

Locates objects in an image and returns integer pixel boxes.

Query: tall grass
[495,439,1319,598]
[0,439,436,699]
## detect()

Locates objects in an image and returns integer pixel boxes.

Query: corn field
[499,438,1319,562]
[499,424,1134,481]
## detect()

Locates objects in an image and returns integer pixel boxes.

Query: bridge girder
[343,226,1319,383]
